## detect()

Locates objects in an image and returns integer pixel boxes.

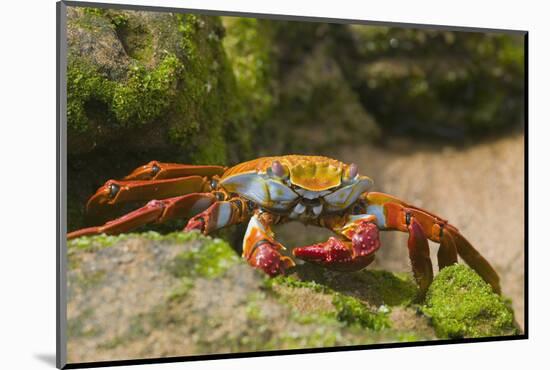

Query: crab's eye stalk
[348,163,358,179]
[108,183,120,199]
[271,160,287,178]
[151,163,160,176]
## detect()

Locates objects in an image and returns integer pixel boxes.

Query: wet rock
[66,232,519,363]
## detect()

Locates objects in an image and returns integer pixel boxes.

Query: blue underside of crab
[219,171,374,219]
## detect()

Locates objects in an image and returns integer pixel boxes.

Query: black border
[57,1,529,369]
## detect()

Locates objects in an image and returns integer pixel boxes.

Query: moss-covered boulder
[335,26,525,138]
[66,232,434,362]
[66,9,280,231]
[67,8,239,163]
[66,232,519,363]
[422,264,517,338]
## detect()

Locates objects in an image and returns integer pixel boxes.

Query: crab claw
[293,222,380,271]
[250,242,296,276]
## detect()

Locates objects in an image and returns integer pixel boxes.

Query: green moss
[167,235,239,279]
[270,269,418,307]
[356,270,419,306]
[67,230,205,251]
[332,293,391,330]
[266,275,330,294]
[268,275,390,331]
[422,265,517,338]
[222,17,275,158]
[240,275,428,350]
[164,13,237,164]
[82,8,130,29]
[67,53,182,132]
[68,10,255,164]
[111,55,182,123]
[66,60,114,132]
[81,7,106,17]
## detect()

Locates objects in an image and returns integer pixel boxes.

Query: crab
[67,155,500,295]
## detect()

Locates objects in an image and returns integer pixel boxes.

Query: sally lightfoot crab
[68,155,500,295]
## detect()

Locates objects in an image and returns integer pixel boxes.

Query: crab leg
[123,161,226,181]
[86,176,210,215]
[365,192,500,294]
[407,216,434,295]
[293,214,379,272]
[184,196,252,234]
[67,193,216,239]
[241,212,295,276]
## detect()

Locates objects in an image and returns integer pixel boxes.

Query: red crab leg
[67,193,216,239]
[292,214,378,272]
[365,192,500,294]
[86,176,210,214]
[184,196,252,234]
[407,216,434,295]
[123,161,226,181]
[241,212,295,276]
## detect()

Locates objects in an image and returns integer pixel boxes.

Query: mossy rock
[335,26,524,138]
[67,232,519,363]
[66,232,435,362]
[422,264,517,338]
[67,7,236,164]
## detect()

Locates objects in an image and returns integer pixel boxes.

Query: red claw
[250,242,295,276]
[293,237,352,264]
[350,221,381,257]
[293,221,380,271]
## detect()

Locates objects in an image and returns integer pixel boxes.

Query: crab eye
[108,183,120,199]
[151,163,160,176]
[270,160,287,178]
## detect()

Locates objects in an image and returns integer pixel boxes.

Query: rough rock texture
[67,8,235,161]
[334,26,525,138]
[67,232,517,363]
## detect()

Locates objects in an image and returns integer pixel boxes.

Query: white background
[0,0,544,368]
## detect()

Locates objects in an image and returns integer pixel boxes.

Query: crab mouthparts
[290,199,323,218]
